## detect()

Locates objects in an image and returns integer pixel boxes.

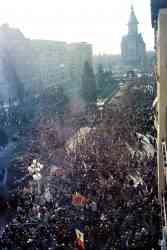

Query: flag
[75,229,84,249]
[55,168,65,177]
[72,192,89,206]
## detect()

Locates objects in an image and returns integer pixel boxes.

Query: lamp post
[44,184,52,203]
[28,159,43,195]
[97,99,104,120]
[59,63,65,85]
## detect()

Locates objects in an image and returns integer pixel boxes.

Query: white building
[121,6,146,69]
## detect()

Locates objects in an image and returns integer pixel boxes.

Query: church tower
[121,5,146,69]
[128,6,139,35]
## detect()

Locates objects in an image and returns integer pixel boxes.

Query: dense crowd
[0,80,161,250]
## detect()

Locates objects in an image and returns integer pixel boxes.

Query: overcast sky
[0,0,154,54]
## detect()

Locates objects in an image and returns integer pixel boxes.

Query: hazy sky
[0,0,154,54]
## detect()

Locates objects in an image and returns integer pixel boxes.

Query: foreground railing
[161,193,167,250]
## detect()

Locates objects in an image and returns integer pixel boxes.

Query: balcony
[153,96,158,129]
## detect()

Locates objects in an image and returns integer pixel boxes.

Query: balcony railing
[161,139,167,248]
[162,141,167,167]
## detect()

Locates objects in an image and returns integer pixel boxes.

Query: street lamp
[97,98,105,120]
[59,63,65,84]
[28,159,43,195]
[44,184,52,203]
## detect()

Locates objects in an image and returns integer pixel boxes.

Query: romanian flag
[72,192,88,206]
[54,168,65,177]
[75,229,84,249]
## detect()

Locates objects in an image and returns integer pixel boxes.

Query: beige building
[151,0,167,194]
[0,24,93,102]
[31,40,69,88]
[31,41,93,88]
[151,0,167,246]
[0,24,39,102]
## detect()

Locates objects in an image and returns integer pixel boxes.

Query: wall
[157,8,167,194]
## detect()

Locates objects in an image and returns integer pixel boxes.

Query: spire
[129,5,139,25]
[128,5,139,34]
[131,5,134,14]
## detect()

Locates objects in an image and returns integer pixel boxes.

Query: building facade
[121,6,146,69]
[68,42,93,84]
[0,24,40,103]
[0,24,93,103]
[151,0,167,248]
[31,41,93,88]
[151,0,167,195]
[31,40,69,88]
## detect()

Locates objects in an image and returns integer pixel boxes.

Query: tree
[81,61,97,105]
[3,50,25,104]
[55,85,69,123]
[96,65,114,98]
[97,64,104,93]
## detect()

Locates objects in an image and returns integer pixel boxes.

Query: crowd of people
[0,79,161,250]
